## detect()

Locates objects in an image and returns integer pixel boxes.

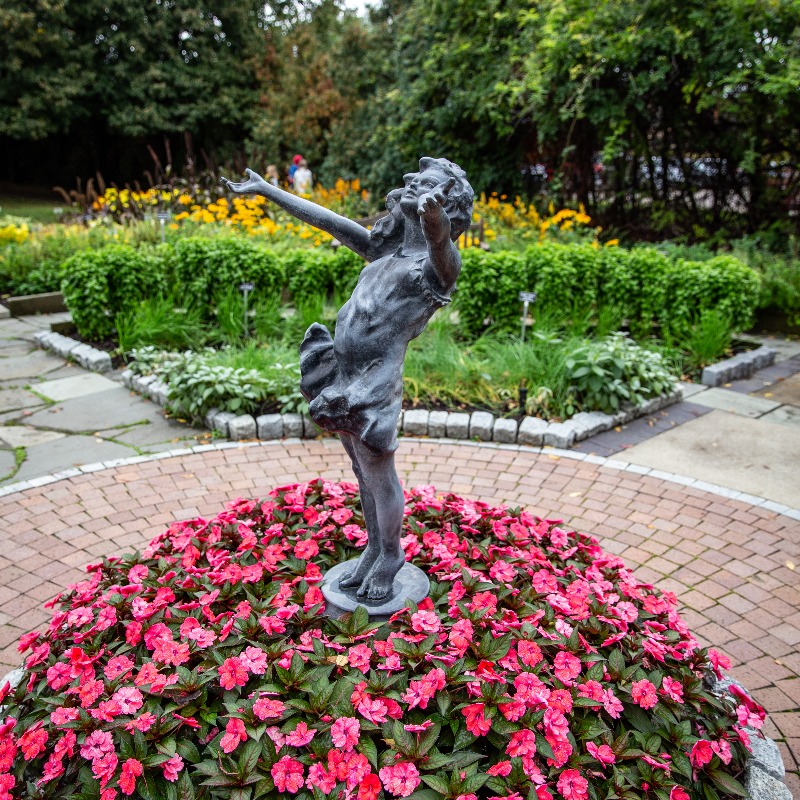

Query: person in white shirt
[293,159,313,194]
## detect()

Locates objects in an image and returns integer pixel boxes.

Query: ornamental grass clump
[2,480,762,800]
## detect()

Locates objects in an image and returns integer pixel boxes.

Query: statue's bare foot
[356,554,406,600]
[338,546,380,589]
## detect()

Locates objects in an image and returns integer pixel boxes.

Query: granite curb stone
[228,414,257,440]
[469,410,494,441]
[257,414,283,439]
[445,412,470,439]
[428,410,448,437]
[403,409,429,436]
[702,346,776,387]
[35,330,112,373]
[492,417,518,443]
[282,413,303,438]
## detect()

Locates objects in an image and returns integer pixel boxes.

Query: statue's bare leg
[350,443,405,600]
[338,433,382,589]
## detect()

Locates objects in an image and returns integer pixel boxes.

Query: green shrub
[454,249,527,337]
[452,244,760,339]
[169,237,285,315]
[61,245,167,340]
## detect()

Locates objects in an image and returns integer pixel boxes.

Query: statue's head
[373,158,474,249]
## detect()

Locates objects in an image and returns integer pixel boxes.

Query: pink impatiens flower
[553,651,581,684]
[379,762,421,797]
[253,697,286,721]
[631,679,658,709]
[285,721,316,746]
[670,787,690,800]
[557,769,588,800]
[331,717,360,751]
[410,610,441,634]
[507,729,536,758]
[690,740,714,769]
[272,755,305,793]
[162,754,184,782]
[661,677,684,703]
[586,742,616,765]
[220,718,248,753]
[119,758,143,796]
[219,657,249,690]
[80,729,114,762]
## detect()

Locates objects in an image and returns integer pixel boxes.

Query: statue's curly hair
[371,158,475,249]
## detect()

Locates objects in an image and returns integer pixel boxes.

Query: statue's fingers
[439,177,456,195]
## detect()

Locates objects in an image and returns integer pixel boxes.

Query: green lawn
[0,195,64,224]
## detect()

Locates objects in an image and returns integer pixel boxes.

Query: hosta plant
[1,480,763,800]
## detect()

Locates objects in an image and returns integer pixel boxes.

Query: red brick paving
[0,439,798,791]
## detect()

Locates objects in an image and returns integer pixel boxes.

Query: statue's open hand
[417,177,456,218]
[220,168,265,195]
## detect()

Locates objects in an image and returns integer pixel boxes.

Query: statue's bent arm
[222,168,373,261]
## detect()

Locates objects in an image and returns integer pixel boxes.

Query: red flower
[631,679,658,709]
[272,755,305,793]
[358,773,381,800]
[518,640,543,667]
[690,740,714,769]
[557,769,588,800]
[507,729,536,758]
[708,649,731,679]
[19,726,48,760]
[331,717,360,751]
[462,703,492,736]
[379,762,420,797]
[670,787,690,800]
[661,677,684,703]
[119,758,143,796]
[220,718,247,753]
[219,657,249,690]
[487,761,512,776]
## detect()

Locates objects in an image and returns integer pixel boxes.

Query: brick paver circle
[1,439,798,790]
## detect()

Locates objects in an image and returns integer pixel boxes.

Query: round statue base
[321,559,430,620]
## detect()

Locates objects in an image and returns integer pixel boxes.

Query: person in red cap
[287,154,303,187]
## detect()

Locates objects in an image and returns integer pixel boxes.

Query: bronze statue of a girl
[223,158,474,602]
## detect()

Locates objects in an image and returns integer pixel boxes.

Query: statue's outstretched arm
[221,168,372,260]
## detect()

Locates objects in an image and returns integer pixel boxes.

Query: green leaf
[708,769,748,797]
[421,775,451,795]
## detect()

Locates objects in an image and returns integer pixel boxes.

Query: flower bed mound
[3,480,764,800]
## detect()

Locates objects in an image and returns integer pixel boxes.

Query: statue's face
[399,168,451,214]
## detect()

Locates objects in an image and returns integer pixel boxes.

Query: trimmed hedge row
[457,244,762,337]
[59,237,761,341]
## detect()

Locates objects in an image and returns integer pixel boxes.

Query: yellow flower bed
[86,179,605,248]
[0,222,30,245]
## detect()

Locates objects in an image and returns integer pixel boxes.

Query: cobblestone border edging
[34,330,112,373]
[0,663,793,797]
[117,368,683,449]
[701,345,776,387]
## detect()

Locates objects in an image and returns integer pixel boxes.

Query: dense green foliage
[51,238,761,344]
[2,0,799,238]
[455,244,761,339]
[60,245,166,340]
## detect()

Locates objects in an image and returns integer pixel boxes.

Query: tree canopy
[2,0,798,237]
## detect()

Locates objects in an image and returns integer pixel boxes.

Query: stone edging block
[34,330,112,373]
[60,338,685,451]
[701,346,776,387]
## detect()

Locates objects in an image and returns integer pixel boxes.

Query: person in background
[287,154,303,187]
[293,159,313,194]
[266,164,280,186]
